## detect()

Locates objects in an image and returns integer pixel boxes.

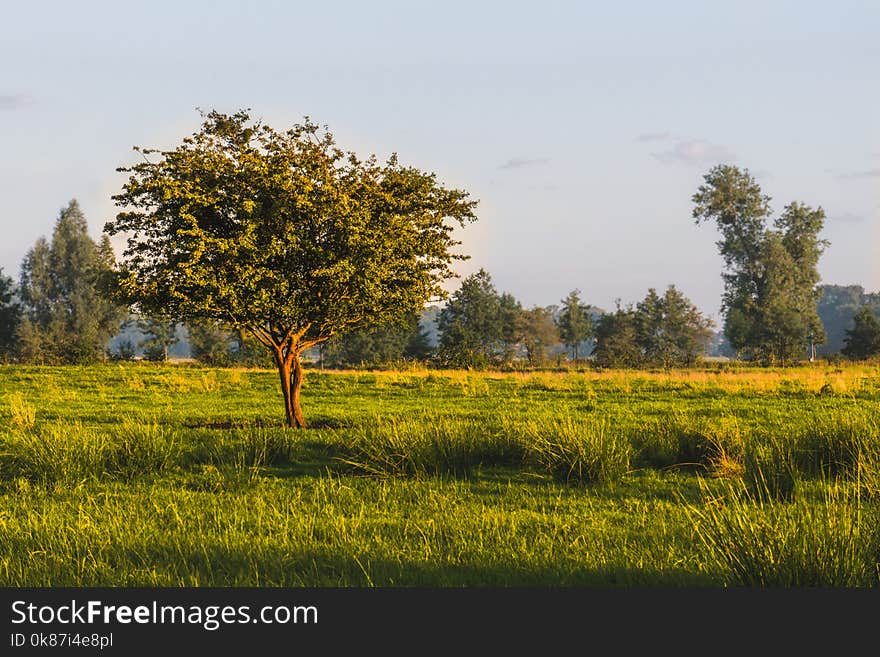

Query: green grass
[1,362,879,586]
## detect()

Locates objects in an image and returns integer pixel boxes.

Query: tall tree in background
[18,200,124,364]
[106,110,476,427]
[323,313,426,368]
[138,314,179,362]
[403,314,435,361]
[0,268,21,360]
[186,319,235,367]
[816,285,880,356]
[518,306,560,366]
[498,292,524,365]
[693,165,827,364]
[437,269,504,368]
[591,303,640,368]
[841,306,880,360]
[635,286,713,367]
[556,289,592,362]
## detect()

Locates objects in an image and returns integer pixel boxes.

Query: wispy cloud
[0,94,33,110]
[635,132,670,142]
[498,157,550,170]
[837,169,880,180]
[652,138,736,167]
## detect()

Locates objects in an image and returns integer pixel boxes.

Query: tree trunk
[275,349,307,428]
[291,353,306,428]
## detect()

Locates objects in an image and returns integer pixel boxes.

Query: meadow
[1,362,879,586]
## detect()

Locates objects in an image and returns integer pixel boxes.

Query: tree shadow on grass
[0,538,718,587]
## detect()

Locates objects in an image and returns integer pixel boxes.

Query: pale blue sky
[2,0,877,321]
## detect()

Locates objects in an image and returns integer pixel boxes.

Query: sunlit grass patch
[689,479,880,586]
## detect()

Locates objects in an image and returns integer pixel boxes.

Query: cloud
[498,157,550,170]
[635,132,670,142]
[0,94,32,110]
[652,138,736,167]
[830,212,866,223]
[837,169,880,180]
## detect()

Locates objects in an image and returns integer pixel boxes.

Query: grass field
[1,363,879,586]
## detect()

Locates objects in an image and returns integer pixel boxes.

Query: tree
[18,200,125,364]
[635,286,713,367]
[497,292,524,365]
[187,319,235,366]
[105,110,476,427]
[518,306,560,366]
[591,303,641,368]
[0,268,20,360]
[556,290,592,362]
[323,313,425,368]
[693,165,827,364]
[841,306,880,360]
[403,313,435,361]
[437,269,505,368]
[816,285,880,356]
[138,314,179,362]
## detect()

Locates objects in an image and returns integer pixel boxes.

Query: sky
[1,0,878,323]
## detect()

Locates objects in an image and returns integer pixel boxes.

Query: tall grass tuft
[1,423,108,484]
[8,395,37,431]
[633,412,745,477]
[0,421,181,485]
[792,409,880,484]
[337,415,522,478]
[689,479,880,586]
[519,417,632,485]
[106,420,181,480]
[744,436,799,501]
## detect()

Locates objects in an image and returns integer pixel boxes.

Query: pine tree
[556,290,592,362]
[186,319,235,366]
[437,269,508,368]
[17,200,125,364]
[138,315,179,362]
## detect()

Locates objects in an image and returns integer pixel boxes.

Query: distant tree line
[1,179,879,369]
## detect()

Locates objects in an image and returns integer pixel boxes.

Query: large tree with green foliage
[693,165,826,364]
[841,306,880,360]
[105,110,476,427]
[18,200,125,364]
[556,289,593,362]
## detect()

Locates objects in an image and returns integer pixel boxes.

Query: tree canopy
[105,110,477,426]
[693,165,826,364]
